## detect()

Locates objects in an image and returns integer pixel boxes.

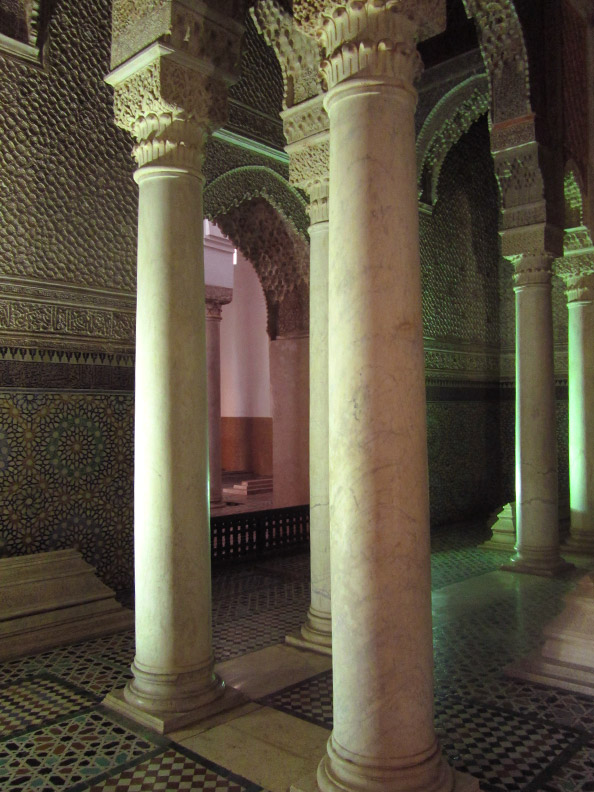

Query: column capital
[555,224,594,302]
[282,94,329,224]
[293,0,445,42]
[107,2,243,172]
[107,49,229,172]
[511,252,554,288]
[205,285,233,319]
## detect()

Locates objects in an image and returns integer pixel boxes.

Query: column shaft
[566,284,594,551]
[128,165,222,714]
[321,77,451,792]
[504,255,568,575]
[270,335,309,508]
[206,302,223,508]
[303,219,331,646]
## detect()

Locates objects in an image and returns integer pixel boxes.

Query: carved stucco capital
[282,94,329,224]
[317,2,424,90]
[511,252,554,288]
[555,223,594,302]
[107,50,229,170]
[205,286,233,319]
[293,0,445,44]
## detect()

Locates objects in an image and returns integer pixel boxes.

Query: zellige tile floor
[2,522,594,792]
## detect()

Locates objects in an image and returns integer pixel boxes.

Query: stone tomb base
[0,549,133,660]
[506,573,594,696]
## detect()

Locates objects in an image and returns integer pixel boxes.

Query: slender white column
[128,163,223,716]
[270,332,309,507]
[104,28,243,728]
[206,289,232,510]
[302,215,331,647]
[564,271,594,553]
[314,7,454,787]
[503,254,569,576]
[283,94,332,652]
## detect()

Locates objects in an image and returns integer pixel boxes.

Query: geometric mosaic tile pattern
[0,709,158,791]
[0,675,97,737]
[1,526,594,792]
[259,670,333,729]
[213,602,309,663]
[86,748,259,792]
[436,696,586,792]
[539,741,594,792]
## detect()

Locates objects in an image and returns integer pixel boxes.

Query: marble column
[502,254,569,576]
[299,4,458,792]
[301,214,331,649]
[561,267,594,553]
[104,24,242,730]
[270,331,309,508]
[206,287,233,510]
[283,96,332,653]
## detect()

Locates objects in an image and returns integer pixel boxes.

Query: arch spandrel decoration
[204,167,310,339]
[460,0,531,126]
[204,165,310,240]
[416,74,490,206]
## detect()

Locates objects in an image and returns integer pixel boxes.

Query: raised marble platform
[0,549,134,660]
[480,503,516,553]
[506,572,594,696]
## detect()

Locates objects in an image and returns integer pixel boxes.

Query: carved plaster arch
[417,74,489,206]
[204,171,310,338]
[204,165,310,240]
[460,0,531,125]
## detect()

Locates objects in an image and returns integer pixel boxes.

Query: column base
[562,533,594,556]
[103,683,246,735]
[500,555,574,578]
[298,735,462,792]
[289,769,479,792]
[286,607,332,656]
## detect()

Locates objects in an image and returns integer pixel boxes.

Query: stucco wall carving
[417,74,489,204]
[282,94,329,223]
[203,165,310,240]
[0,0,40,46]
[111,0,243,74]
[0,0,138,299]
[251,0,321,108]
[0,278,135,353]
[204,135,289,187]
[420,117,502,349]
[561,0,588,189]
[227,14,285,149]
